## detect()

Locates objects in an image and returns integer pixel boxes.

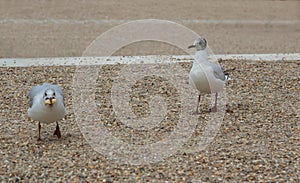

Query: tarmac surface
[0,0,299,57]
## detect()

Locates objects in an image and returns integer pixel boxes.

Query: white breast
[28,93,66,123]
[189,62,225,94]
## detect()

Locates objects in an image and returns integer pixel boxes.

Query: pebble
[0,61,299,182]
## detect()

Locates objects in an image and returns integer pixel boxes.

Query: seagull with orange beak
[28,83,66,141]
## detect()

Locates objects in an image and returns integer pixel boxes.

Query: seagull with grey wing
[28,83,66,141]
[188,38,231,114]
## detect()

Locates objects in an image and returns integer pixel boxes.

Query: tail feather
[223,67,236,81]
[225,73,231,81]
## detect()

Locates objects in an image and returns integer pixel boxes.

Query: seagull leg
[53,122,61,139]
[210,93,218,112]
[192,94,201,115]
[37,122,42,141]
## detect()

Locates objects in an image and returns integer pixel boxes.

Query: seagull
[28,83,66,141]
[188,38,229,114]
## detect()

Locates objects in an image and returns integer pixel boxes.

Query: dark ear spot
[44,92,47,96]
[53,92,56,96]
[200,38,207,48]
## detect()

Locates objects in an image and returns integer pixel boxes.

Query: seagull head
[188,38,207,51]
[43,88,57,107]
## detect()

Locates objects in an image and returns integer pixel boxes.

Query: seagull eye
[53,92,55,96]
[44,92,47,96]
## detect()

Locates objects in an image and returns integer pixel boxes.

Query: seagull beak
[44,98,57,105]
[51,98,57,104]
[188,45,195,49]
[45,99,51,105]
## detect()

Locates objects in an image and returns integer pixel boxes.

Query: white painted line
[208,53,300,62]
[0,19,299,25]
[0,53,299,67]
[180,19,300,25]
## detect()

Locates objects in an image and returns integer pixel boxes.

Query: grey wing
[29,85,43,108]
[211,64,225,81]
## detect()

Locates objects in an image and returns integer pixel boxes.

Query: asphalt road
[0,0,299,58]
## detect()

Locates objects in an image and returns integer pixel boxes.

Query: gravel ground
[0,59,299,182]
